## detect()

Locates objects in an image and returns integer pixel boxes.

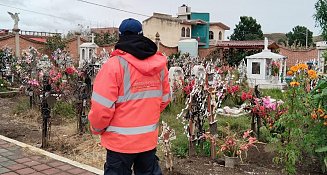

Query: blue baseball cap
[119,18,143,36]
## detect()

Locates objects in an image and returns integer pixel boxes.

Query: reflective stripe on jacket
[88,49,170,153]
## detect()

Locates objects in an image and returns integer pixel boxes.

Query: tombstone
[78,33,98,68]
[168,67,184,99]
[191,65,206,81]
[246,38,287,89]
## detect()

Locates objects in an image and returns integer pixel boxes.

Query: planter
[224,155,238,168]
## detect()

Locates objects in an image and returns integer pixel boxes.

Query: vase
[224,155,238,168]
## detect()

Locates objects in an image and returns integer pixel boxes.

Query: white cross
[91,33,95,43]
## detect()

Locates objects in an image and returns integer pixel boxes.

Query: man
[88,18,170,175]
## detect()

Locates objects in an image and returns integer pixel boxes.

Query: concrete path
[0,135,103,175]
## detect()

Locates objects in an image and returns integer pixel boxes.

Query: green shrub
[52,101,76,119]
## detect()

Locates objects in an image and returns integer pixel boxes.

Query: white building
[246,38,287,89]
[315,41,327,73]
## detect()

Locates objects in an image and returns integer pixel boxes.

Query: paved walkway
[0,137,101,175]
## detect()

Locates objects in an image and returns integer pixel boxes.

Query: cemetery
[0,2,327,175]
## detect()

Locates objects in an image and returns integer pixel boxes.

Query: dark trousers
[104,148,162,175]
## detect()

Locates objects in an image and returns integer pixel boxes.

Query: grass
[52,101,76,119]
[161,101,189,158]
[160,97,253,158]
[217,115,251,136]
[12,96,30,115]
[260,88,285,100]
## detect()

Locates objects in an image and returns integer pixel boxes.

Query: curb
[0,135,104,175]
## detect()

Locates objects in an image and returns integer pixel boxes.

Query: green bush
[52,101,76,119]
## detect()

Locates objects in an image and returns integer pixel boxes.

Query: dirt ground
[0,96,324,175]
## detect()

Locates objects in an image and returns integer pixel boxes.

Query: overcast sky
[0,0,321,37]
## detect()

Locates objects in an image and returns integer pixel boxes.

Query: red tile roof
[29,37,47,43]
[216,40,279,49]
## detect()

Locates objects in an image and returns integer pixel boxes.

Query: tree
[286,26,313,48]
[94,32,118,46]
[45,34,67,53]
[230,16,264,41]
[314,0,327,40]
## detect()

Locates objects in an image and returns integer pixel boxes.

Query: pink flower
[243,130,251,138]
[248,137,257,144]
[220,145,227,151]
[226,138,236,146]
[240,144,249,151]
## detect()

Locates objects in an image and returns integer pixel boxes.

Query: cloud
[59,12,85,23]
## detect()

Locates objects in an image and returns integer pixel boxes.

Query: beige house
[143,13,193,47]
[142,5,229,47]
[209,23,230,45]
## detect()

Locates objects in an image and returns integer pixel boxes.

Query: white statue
[8,12,20,29]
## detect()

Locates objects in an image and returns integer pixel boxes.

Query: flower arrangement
[271,61,280,76]
[219,125,257,160]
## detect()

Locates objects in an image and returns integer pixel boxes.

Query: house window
[209,31,214,40]
[252,62,260,74]
[181,27,185,37]
[219,31,222,40]
[186,27,190,37]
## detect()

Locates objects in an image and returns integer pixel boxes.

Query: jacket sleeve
[88,58,120,135]
[160,66,171,112]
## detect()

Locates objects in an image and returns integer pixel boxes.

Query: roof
[210,22,230,30]
[181,19,207,25]
[246,49,286,59]
[216,40,279,49]
[29,37,47,43]
[143,13,207,25]
[0,34,45,44]
[80,42,98,48]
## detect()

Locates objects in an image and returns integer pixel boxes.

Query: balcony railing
[191,36,207,45]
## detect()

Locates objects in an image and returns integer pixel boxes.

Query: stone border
[0,90,20,98]
[0,135,104,175]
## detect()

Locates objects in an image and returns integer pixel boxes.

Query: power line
[77,0,150,17]
[0,3,107,29]
[0,3,71,21]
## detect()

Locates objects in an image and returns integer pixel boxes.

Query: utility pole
[306,28,308,49]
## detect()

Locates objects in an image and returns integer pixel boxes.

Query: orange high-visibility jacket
[88,49,171,153]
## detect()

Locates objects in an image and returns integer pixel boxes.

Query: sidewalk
[0,135,102,175]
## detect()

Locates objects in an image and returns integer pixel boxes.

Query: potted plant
[219,125,257,168]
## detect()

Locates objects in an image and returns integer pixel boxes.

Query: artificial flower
[290,81,300,87]
[290,65,299,72]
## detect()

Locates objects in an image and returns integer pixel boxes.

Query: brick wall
[198,46,217,58]
[99,44,115,54]
[0,36,44,54]
[279,47,318,67]
[66,38,85,63]
[158,43,178,56]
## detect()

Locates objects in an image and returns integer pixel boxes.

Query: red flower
[183,80,195,94]
[65,67,76,75]
[241,92,247,101]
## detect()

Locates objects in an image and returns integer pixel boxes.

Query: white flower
[0,84,3,87]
